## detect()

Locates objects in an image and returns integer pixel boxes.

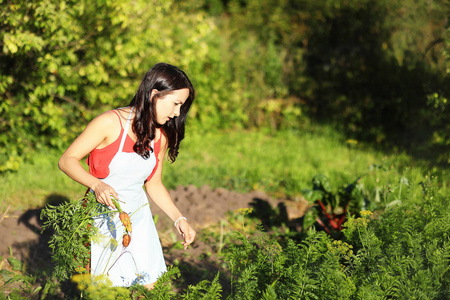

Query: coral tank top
[85,109,161,182]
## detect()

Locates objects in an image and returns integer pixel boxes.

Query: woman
[58,63,196,288]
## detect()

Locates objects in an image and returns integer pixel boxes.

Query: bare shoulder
[92,110,119,125]
[83,110,122,145]
[62,110,122,159]
[87,110,122,131]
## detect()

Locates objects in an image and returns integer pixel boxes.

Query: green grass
[0,148,87,210]
[166,126,447,204]
[0,125,447,211]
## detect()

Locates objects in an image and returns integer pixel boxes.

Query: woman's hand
[92,181,119,209]
[175,218,196,250]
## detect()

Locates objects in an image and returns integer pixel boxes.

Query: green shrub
[343,176,450,299]
[217,175,449,299]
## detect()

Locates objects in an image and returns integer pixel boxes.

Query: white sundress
[89,108,167,286]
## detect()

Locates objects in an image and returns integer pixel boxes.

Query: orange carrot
[111,196,132,233]
[119,212,132,233]
[122,234,131,247]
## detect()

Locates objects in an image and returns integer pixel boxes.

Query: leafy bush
[0,0,146,171]
[221,227,356,299]
[2,0,449,172]
[207,0,450,162]
[343,176,450,298]
[1,0,292,172]
[218,175,449,299]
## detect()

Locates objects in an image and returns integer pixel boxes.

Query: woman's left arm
[144,135,196,250]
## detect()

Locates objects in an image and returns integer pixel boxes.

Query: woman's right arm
[58,111,119,208]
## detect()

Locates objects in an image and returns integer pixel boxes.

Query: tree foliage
[211,0,450,163]
[1,0,146,170]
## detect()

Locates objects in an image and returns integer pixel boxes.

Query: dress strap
[118,107,134,153]
[112,110,123,128]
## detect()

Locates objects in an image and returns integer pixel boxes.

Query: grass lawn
[0,125,447,211]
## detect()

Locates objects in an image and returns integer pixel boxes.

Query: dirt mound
[165,185,283,227]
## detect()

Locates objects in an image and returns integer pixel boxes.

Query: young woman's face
[153,88,190,125]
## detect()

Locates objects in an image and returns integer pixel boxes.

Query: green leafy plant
[302,174,365,234]
[220,226,356,299]
[342,175,450,298]
[216,175,448,299]
[181,272,222,300]
[40,192,112,280]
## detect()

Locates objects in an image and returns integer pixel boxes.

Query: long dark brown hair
[128,63,195,162]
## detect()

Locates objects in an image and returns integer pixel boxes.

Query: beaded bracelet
[174,216,187,227]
